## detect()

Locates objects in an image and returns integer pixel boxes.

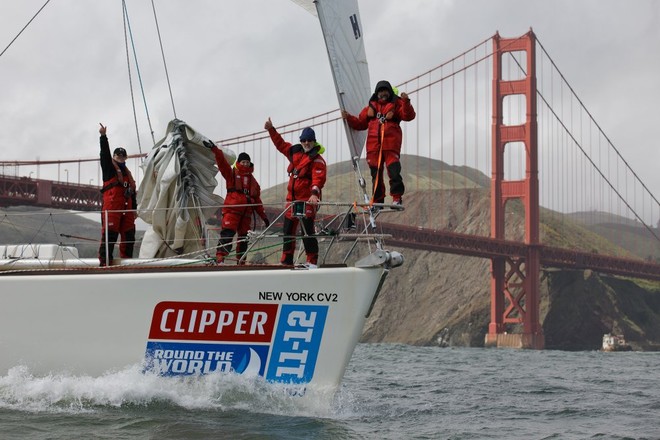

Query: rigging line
[150,0,177,119]
[123,1,155,148]
[122,0,142,153]
[0,0,52,59]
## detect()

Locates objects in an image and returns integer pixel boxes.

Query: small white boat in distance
[601,333,632,352]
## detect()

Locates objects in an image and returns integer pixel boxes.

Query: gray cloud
[0,0,658,201]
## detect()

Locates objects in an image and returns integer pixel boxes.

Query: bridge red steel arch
[488,30,543,349]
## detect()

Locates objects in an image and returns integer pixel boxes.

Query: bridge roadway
[0,175,101,211]
[379,222,660,282]
[1,174,658,281]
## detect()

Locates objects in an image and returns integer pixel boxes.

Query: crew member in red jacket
[98,123,137,266]
[341,80,415,206]
[264,118,327,268]
[205,142,269,264]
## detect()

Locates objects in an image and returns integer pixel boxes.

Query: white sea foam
[0,364,344,417]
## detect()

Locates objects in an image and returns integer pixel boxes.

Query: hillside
[567,211,660,261]
[263,154,657,262]
[260,154,490,204]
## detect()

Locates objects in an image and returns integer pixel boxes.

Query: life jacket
[100,161,136,197]
[368,99,402,125]
[223,162,264,223]
[226,163,258,200]
[100,162,136,218]
[227,168,255,200]
[287,144,322,179]
[286,144,325,201]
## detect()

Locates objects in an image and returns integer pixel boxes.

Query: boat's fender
[356,249,404,268]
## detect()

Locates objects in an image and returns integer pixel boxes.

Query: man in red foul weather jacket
[264,118,327,268]
[342,80,415,206]
[205,142,269,264]
[98,123,137,266]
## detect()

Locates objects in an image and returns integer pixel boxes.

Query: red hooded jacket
[212,147,266,221]
[99,135,136,213]
[345,87,416,155]
[267,127,327,202]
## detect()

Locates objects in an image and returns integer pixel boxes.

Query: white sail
[293,0,371,160]
[137,119,233,258]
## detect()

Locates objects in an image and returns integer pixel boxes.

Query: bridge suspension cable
[534,37,659,243]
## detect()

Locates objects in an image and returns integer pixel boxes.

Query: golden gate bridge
[1,31,659,349]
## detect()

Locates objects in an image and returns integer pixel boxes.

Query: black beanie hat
[237,152,251,163]
[299,127,316,142]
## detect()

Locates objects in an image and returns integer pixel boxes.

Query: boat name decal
[258,291,338,302]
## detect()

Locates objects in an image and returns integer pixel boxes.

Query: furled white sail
[292,0,371,160]
[137,119,233,258]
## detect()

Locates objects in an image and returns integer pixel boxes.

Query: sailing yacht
[0,0,404,395]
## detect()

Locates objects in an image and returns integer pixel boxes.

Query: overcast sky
[0,0,658,200]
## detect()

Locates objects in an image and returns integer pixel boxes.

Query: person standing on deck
[203,141,270,264]
[341,80,415,206]
[98,123,137,266]
[264,118,327,268]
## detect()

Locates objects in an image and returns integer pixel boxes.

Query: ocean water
[0,344,658,440]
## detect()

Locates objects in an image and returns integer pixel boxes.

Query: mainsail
[137,119,233,258]
[292,0,371,160]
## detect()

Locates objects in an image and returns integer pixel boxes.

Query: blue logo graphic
[144,342,269,377]
[266,304,328,384]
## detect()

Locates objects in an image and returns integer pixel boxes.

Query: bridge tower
[486,30,544,349]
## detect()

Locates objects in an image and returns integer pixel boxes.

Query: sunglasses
[300,139,315,143]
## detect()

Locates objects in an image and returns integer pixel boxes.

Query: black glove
[263,217,270,228]
[202,140,215,149]
[206,217,221,226]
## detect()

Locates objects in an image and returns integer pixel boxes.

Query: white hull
[0,263,386,391]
